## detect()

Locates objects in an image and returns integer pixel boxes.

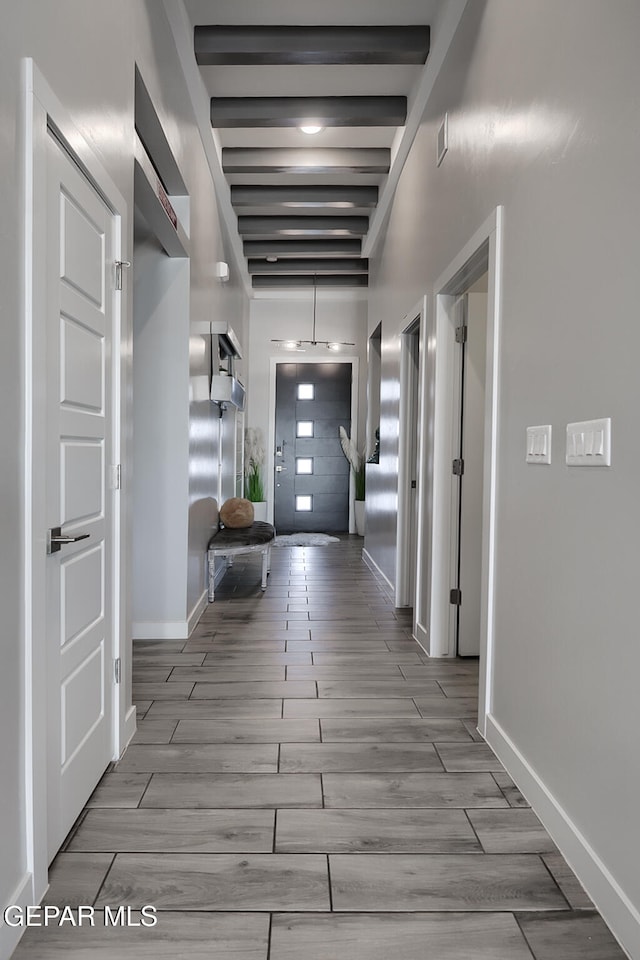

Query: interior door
[407,329,420,604]
[451,290,488,657]
[46,130,114,859]
[274,363,351,533]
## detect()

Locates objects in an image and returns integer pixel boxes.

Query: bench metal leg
[208,552,215,602]
[267,546,271,574]
[261,549,269,590]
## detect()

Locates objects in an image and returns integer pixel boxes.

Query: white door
[407,329,420,607]
[45,131,115,860]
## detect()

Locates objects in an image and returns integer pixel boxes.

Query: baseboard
[486,713,638,960]
[132,576,221,639]
[123,704,137,751]
[413,619,429,654]
[362,548,395,596]
[131,619,190,640]
[0,871,32,960]
[187,589,208,637]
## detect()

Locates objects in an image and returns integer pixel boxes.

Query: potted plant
[244,427,267,521]
[339,426,366,536]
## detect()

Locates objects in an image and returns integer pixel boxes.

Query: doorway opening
[396,301,425,623]
[450,274,489,657]
[424,208,503,736]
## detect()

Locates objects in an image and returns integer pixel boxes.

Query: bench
[207,521,275,602]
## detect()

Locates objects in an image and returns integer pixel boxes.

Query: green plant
[244,427,266,502]
[245,462,265,502]
[339,426,366,501]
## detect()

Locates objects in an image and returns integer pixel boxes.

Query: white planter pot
[252,501,268,522]
[354,499,366,537]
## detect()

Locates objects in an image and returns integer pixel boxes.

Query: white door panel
[61,546,104,646]
[46,131,114,860]
[61,316,105,411]
[62,441,104,522]
[61,644,105,765]
[60,187,105,307]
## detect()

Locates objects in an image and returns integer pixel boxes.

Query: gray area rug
[273,533,340,546]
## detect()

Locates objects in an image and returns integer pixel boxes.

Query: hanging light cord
[271,273,355,349]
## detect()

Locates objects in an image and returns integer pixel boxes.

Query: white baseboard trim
[362,548,395,595]
[187,589,209,637]
[123,704,137,752]
[0,871,33,960]
[131,619,190,640]
[132,570,223,639]
[486,713,639,960]
[413,619,429,654]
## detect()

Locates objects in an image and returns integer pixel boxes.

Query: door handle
[275,465,287,473]
[47,526,90,555]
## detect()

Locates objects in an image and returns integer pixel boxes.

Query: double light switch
[566,418,611,466]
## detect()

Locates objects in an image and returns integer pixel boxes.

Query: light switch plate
[566,418,611,466]
[526,425,552,464]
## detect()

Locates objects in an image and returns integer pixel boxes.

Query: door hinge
[110,464,121,490]
[450,588,462,606]
[455,325,468,344]
[452,458,464,476]
[114,260,131,291]
[114,657,122,684]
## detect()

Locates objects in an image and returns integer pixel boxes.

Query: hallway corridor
[15,541,624,959]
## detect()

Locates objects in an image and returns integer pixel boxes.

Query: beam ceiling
[253,274,368,288]
[195,25,430,66]
[211,96,407,128]
[222,148,390,175]
[243,239,362,258]
[185,10,444,290]
[231,185,378,207]
[248,258,368,275]
[238,215,369,237]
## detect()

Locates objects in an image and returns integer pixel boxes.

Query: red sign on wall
[157,180,178,229]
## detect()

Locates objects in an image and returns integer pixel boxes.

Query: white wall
[367,0,640,954]
[246,294,369,515]
[0,1,247,953]
[132,230,191,627]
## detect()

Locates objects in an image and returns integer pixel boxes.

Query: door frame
[267,355,360,532]
[22,59,130,913]
[396,297,426,612]
[425,207,503,736]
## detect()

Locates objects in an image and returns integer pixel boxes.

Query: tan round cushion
[220,497,255,529]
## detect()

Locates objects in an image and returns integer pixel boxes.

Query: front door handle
[275,465,287,473]
[47,526,90,555]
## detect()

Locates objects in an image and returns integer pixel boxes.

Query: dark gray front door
[274,362,352,533]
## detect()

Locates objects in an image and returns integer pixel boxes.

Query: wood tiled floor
[14,540,626,958]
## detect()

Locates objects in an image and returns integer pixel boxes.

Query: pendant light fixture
[271,276,355,352]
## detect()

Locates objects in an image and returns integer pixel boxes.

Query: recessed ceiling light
[299,124,324,135]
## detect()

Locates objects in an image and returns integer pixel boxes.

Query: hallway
[15,541,624,959]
